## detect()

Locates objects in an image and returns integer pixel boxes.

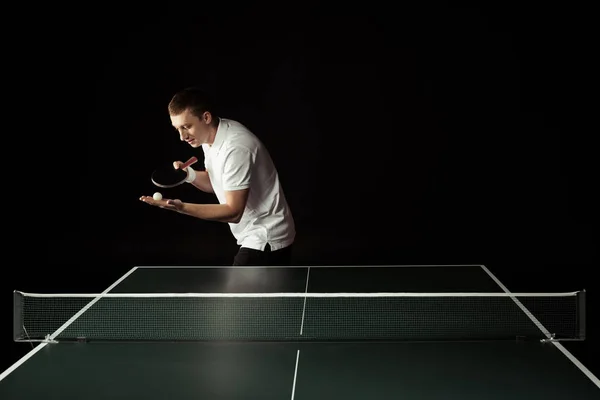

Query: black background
[2,3,597,379]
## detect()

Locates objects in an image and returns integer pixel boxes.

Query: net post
[578,289,586,341]
[13,290,22,342]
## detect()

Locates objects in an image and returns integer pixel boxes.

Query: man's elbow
[228,207,245,224]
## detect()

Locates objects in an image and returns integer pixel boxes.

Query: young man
[140,87,295,266]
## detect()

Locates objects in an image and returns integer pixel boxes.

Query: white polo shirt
[201,118,295,251]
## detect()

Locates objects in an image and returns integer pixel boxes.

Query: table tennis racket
[151,156,198,188]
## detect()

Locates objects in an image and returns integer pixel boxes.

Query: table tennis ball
[153,192,163,201]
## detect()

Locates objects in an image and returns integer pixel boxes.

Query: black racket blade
[151,156,198,188]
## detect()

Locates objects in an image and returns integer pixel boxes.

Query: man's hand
[172,159,196,184]
[139,196,184,212]
[172,160,187,170]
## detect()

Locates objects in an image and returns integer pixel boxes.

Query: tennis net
[13,290,585,343]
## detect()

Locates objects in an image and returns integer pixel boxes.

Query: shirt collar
[210,117,227,151]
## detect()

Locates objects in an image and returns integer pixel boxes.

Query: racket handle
[181,156,198,169]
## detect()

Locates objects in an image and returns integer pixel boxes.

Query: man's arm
[145,188,249,223]
[141,148,253,221]
[188,169,214,193]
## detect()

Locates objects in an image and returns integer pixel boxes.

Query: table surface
[1,265,598,399]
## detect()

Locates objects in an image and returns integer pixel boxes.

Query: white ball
[153,192,163,201]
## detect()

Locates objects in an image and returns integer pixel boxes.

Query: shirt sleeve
[221,146,254,191]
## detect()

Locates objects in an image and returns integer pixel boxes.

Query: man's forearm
[178,202,242,223]
[189,170,214,193]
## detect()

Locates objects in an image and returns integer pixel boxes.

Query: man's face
[170,109,212,148]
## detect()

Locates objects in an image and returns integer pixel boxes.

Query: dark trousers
[233,243,293,266]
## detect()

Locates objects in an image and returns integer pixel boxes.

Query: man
[140,87,295,266]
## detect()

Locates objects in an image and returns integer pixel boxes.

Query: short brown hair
[168,86,216,119]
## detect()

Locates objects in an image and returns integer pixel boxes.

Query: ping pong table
[1,264,598,399]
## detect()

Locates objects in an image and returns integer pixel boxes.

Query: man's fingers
[140,196,156,205]
[173,161,184,169]
[139,196,162,204]
[139,196,181,210]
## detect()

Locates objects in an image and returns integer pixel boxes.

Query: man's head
[168,87,219,148]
